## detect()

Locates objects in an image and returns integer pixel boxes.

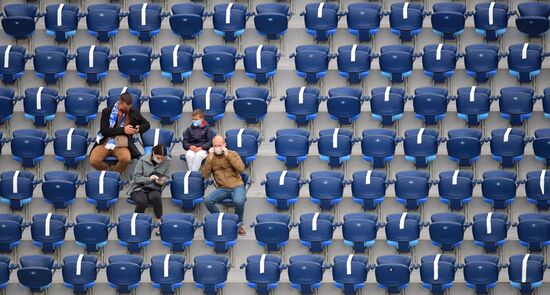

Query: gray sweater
[127,155,171,195]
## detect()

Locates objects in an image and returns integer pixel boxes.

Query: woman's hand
[150,175,159,181]
[155,178,165,185]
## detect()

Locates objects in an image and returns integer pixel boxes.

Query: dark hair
[151,144,167,157]
[192,109,205,118]
[119,92,133,105]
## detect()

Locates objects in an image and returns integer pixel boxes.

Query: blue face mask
[192,119,202,127]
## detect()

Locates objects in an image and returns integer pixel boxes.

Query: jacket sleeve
[134,110,150,134]
[201,156,213,179]
[201,128,215,150]
[182,128,192,150]
[132,158,152,185]
[227,151,245,173]
[99,108,126,137]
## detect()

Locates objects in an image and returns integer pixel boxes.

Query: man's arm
[201,128,215,150]
[99,108,126,137]
[134,110,150,134]
[227,151,245,173]
[201,156,213,179]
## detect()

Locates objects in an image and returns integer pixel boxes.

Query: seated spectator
[183,109,215,171]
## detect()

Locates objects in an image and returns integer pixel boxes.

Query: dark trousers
[131,190,163,218]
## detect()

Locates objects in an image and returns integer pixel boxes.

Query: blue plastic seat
[474,2,509,40]
[225,128,260,166]
[346,3,381,42]
[0,45,27,84]
[203,213,239,253]
[379,45,414,82]
[337,45,372,83]
[31,213,67,253]
[431,3,466,40]
[53,128,89,168]
[106,255,144,294]
[117,45,153,83]
[498,86,535,126]
[361,129,397,168]
[288,255,325,294]
[463,255,501,294]
[11,129,48,168]
[465,44,500,82]
[140,128,174,155]
[516,2,550,38]
[0,171,35,210]
[271,129,311,168]
[413,87,449,124]
[298,213,335,252]
[75,45,111,84]
[525,170,550,210]
[128,3,162,41]
[192,255,229,295]
[74,214,112,252]
[446,129,484,167]
[395,171,431,209]
[148,87,184,125]
[0,214,24,252]
[254,3,290,40]
[327,87,363,125]
[420,254,457,295]
[490,128,526,167]
[233,87,270,124]
[117,213,152,253]
[41,171,78,209]
[332,254,369,295]
[385,213,422,252]
[293,45,331,83]
[150,254,186,295]
[107,87,142,110]
[62,254,98,294]
[86,4,122,42]
[472,213,509,253]
[369,86,406,125]
[253,213,291,252]
[201,45,238,83]
[455,86,492,126]
[243,45,279,84]
[85,171,122,211]
[403,128,440,168]
[17,255,55,292]
[375,255,412,294]
[1,4,38,39]
[0,88,15,125]
[169,3,205,39]
[389,2,424,41]
[508,254,545,294]
[244,254,282,295]
[438,170,475,210]
[33,46,69,84]
[45,4,79,42]
[171,171,207,211]
[422,44,458,83]
[23,87,59,126]
[160,45,195,83]
[516,213,550,252]
[533,129,550,165]
[482,171,517,209]
[212,3,248,41]
[317,128,354,167]
[159,213,196,252]
[429,213,466,251]
[508,44,543,83]
[282,87,320,126]
[342,213,379,252]
[351,171,387,210]
[262,171,302,210]
[308,171,346,209]
[191,87,228,125]
[302,3,339,41]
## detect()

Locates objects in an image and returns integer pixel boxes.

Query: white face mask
[214,147,224,155]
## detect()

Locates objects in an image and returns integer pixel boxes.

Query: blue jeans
[204,186,246,222]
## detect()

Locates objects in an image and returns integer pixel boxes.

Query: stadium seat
[438,170,475,210]
[33,46,70,84]
[117,45,154,83]
[23,87,60,127]
[533,129,550,166]
[473,2,509,40]
[148,87,185,125]
[17,255,56,292]
[140,128,175,156]
[192,255,230,295]
[0,256,12,289]
[41,171,79,209]
[282,87,321,126]
[360,129,397,168]
[489,128,526,167]
[292,45,332,83]
[288,255,325,294]
[243,45,279,84]
[75,45,111,84]
[302,3,340,41]
[160,45,196,83]
[308,171,346,209]
[243,254,282,295]
[271,129,311,168]
[0,45,27,84]
[225,129,260,166]
[252,213,291,251]
[379,45,415,82]
[420,254,457,295]
[0,214,24,252]
[128,3,162,41]
[117,213,153,253]
[395,171,432,209]
[336,45,372,84]
[455,86,492,126]
[159,213,196,252]
[0,88,15,125]
[30,213,68,253]
[326,87,364,125]
[507,44,544,83]
[351,171,387,210]
[422,44,458,83]
[107,87,142,110]
[368,86,406,125]
[201,45,239,83]
[150,254,187,295]
[11,129,48,168]
[446,128,484,167]
[190,87,229,125]
[169,3,205,39]
[62,254,99,295]
[86,4,122,42]
[515,2,550,38]
[203,213,239,253]
[516,213,550,252]
[482,171,518,209]
[298,213,335,252]
[508,254,545,294]
[385,213,422,252]
[412,87,449,124]
[0,170,36,210]
[212,3,249,42]
[171,171,207,211]
[73,213,112,252]
[332,254,370,295]
[389,2,424,41]
[254,3,290,40]
[1,4,38,39]
[431,3,467,40]
[342,213,379,252]
[525,170,550,210]
[233,87,271,124]
[498,87,536,126]
[463,255,501,294]
[429,213,467,251]
[375,255,412,294]
[316,128,355,167]
[472,213,509,252]
[262,171,302,210]
[53,128,90,168]
[403,128,440,168]
[106,255,145,294]
[85,171,122,211]
[346,3,381,42]
[65,88,100,127]
[45,4,80,42]
[465,44,500,82]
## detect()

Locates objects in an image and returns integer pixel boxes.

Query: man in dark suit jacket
[89,92,150,174]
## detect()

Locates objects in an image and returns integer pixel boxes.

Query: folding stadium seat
[169,4,205,40]
[508,254,545,294]
[73,213,112,252]
[140,128,175,156]
[148,87,185,125]
[346,3,382,42]
[117,213,152,253]
[474,2,509,41]
[389,2,424,41]
[160,45,195,83]
[53,128,90,168]
[385,213,422,252]
[489,128,526,167]
[117,46,154,83]
[0,171,36,210]
[525,170,550,210]
[45,4,80,42]
[158,213,196,252]
[413,87,449,124]
[516,213,550,252]
[62,254,99,295]
[482,171,518,209]
[233,87,270,124]
[308,171,346,209]
[243,45,279,84]
[302,3,340,42]
[23,87,60,127]
[431,3,466,40]
[332,255,370,295]
[85,171,122,211]
[10,129,48,168]
[192,255,230,295]
[446,129,484,167]
[107,87,142,110]
[463,255,501,294]
[472,213,509,252]
[395,171,431,210]
[298,213,335,252]
[291,45,332,83]
[420,254,457,295]
[252,213,291,251]
[86,4,122,42]
[351,171,387,210]
[337,45,372,84]
[464,44,500,83]
[0,88,15,125]
[75,45,111,85]
[375,255,412,294]
[0,45,27,84]
[403,128,440,168]
[150,254,187,295]
[342,213,379,252]
[533,129,550,166]
[128,3,162,41]
[0,256,12,289]
[254,3,290,40]
[282,87,321,126]
[190,87,229,125]
[1,4,38,39]
[201,45,239,83]
[271,129,311,168]
[33,46,70,84]
[203,213,239,253]
[212,3,249,42]
[171,171,207,211]
[498,87,536,126]
[261,171,302,210]
[516,2,550,38]
[0,214,24,252]
[360,129,397,168]
[243,254,282,295]
[455,86,492,126]
[288,255,325,294]
[225,129,260,166]
[326,87,364,125]
[507,44,544,83]
[368,86,406,125]
[41,171,78,209]
[422,44,458,83]
[429,213,467,251]
[438,170,475,210]
[379,45,415,83]
[316,128,354,168]
[17,255,56,292]
[106,255,145,294]
[30,213,68,253]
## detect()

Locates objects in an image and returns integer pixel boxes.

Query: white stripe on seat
[67,128,75,151]
[488,2,495,25]
[317,3,324,18]
[433,254,441,280]
[332,128,339,148]
[312,212,319,231]
[3,45,12,69]
[522,43,529,60]
[121,87,128,94]
[12,171,20,194]
[452,170,459,185]
[351,44,357,62]
[399,212,407,230]
[384,86,391,102]
[76,254,84,276]
[365,170,372,185]
[131,213,138,236]
[88,45,95,68]
[99,171,106,194]
[522,254,530,283]
[184,171,191,195]
[173,44,180,67]
[57,4,64,27]
[279,171,287,186]
[226,3,233,24]
[470,86,476,102]
[256,45,263,69]
[37,87,44,110]
[141,3,148,26]
[299,87,305,104]
[403,2,409,19]
[417,128,425,144]
[237,129,245,148]
[541,170,547,195]
[503,128,512,143]
[486,212,493,234]
[45,213,52,237]
[164,254,171,278]
[153,128,160,146]
[260,254,266,274]
[436,44,443,61]
[346,254,354,275]
[205,87,212,110]
[217,213,224,236]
